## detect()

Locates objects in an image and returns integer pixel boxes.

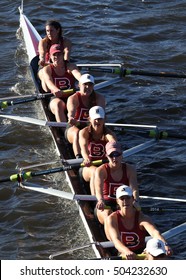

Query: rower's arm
[126,164,139,201]
[106,214,136,259]
[38,38,46,66]
[66,94,78,121]
[63,38,72,62]
[68,63,82,81]
[140,214,173,255]
[95,166,106,201]
[41,66,60,94]
[79,128,90,161]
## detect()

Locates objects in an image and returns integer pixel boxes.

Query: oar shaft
[125,69,186,78]
[0,159,108,183]
[0,89,74,109]
[82,65,186,79]
[140,195,186,203]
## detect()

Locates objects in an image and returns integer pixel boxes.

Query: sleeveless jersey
[103,163,129,201]
[88,134,107,161]
[50,64,75,90]
[116,210,146,253]
[74,92,89,123]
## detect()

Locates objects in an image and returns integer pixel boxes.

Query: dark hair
[45,20,63,39]
[44,20,63,54]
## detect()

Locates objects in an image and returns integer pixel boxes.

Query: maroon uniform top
[116,210,146,253]
[103,163,129,201]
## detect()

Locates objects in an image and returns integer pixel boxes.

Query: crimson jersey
[103,163,129,201]
[116,210,146,253]
[50,64,75,90]
[88,138,107,161]
[74,92,89,122]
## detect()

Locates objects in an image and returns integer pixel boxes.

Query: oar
[146,222,186,242]
[79,65,186,79]
[19,158,84,170]
[20,182,97,201]
[49,222,185,259]
[1,113,185,141]
[140,195,186,203]
[0,114,67,127]
[111,126,186,141]
[92,254,146,260]
[0,159,107,183]
[0,89,74,109]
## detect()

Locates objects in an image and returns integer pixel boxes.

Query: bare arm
[105,128,117,142]
[126,163,139,201]
[106,213,137,259]
[66,94,79,125]
[63,37,72,61]
[38,38,47,66]
[67,63,82,82]
[140,213,173,256]
[94,164,107,202]
[79,127,90,162]
[41,66,61,94]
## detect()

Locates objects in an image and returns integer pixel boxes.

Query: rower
[79,106,117,195]
[38,44,81,123]
[65,74,105,158]
[94,140,140,227]
[144,238,169,260]
[105,185,173,260]
[38,19,72,67]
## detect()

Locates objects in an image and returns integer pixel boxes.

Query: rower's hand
[68,117,78,126]
[165,244,173,256]
[38,59,46,67]
[96,199,105,211]
[133,200,141,211]
[83,158,91,167]
[122,249,137,260]
[52,90,63,98]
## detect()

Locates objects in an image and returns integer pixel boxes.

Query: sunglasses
[109,152,122,158]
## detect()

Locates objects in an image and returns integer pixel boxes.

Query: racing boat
[7,2,184,259]
[18,2,124,259]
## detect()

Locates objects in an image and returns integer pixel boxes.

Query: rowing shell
[18,4,184,259]
[18,4,124,259]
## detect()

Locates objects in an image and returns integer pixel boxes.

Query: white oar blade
[20,182,96,201]
[140,195,186,203]
[0,114,67,128]
[0,114,47,126]
[20,182,74,200]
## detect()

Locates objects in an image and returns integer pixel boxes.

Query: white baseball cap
[116,185,133,199]
[89,106,105,120]
[145,238,166,257]
[79,73,95,84]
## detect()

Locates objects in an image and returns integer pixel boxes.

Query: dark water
[0,0,185,260]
